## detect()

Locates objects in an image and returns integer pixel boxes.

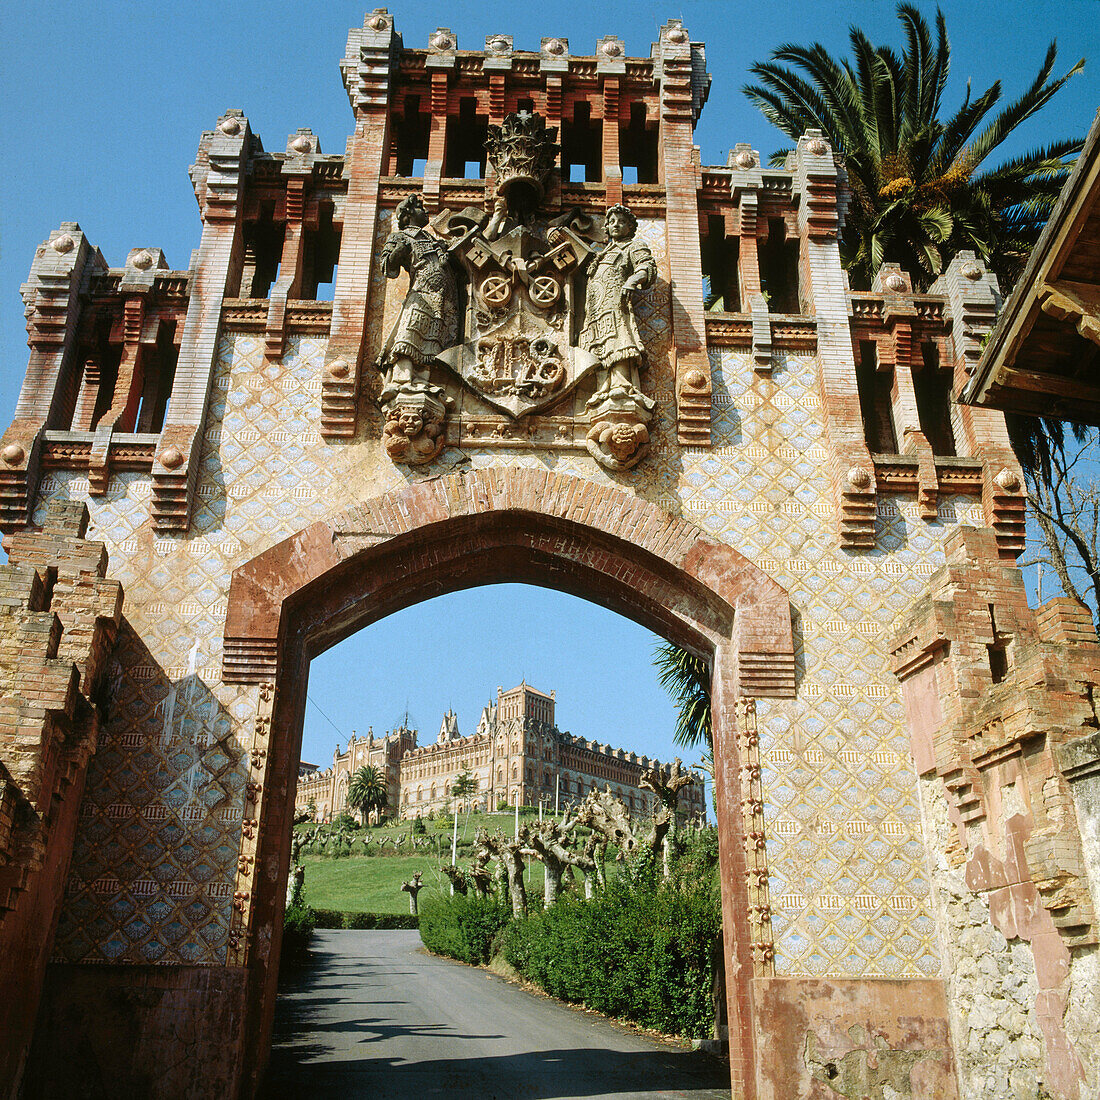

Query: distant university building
[295,681,704,821]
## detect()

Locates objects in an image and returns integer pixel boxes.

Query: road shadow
[261,932,730,1099]
[262,1045,730,1099]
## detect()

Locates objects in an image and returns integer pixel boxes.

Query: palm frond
[653,641,712,750]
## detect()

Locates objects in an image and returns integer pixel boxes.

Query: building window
[561,100,600,183]
[759,216,800,313]
[391,94,430,177]
[856,340,898,454]
[914,341,957,456]
[701,214,739,312]
[444,97,488,179]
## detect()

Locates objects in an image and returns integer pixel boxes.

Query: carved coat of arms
[377,110,655,470]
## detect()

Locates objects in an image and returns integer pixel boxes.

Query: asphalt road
[260,929,731,1100]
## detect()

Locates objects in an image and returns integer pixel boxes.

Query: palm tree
[347,764,388,824]
[743,3,1084,289]
[653,642,711,751]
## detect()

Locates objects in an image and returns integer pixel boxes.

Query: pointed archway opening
[223,469,795,1099]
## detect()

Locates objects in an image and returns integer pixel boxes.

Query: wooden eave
[963,107,1100,424]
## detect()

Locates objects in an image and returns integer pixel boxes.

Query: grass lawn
[302,849,547,914]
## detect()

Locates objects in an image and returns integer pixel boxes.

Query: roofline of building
[961,106,1100,408]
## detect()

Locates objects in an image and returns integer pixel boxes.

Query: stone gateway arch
[2,11,1099,1100]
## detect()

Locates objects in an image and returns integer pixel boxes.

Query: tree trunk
[498,845,527,918]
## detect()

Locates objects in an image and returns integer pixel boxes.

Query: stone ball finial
[545,38,566,55]
[884,273,907,293]
[684,369,707,389]
[131,250,155,270]
[734,150,756,170]
[847,465,872,489]
[368,14,388,30]
[994,468,1021,492]
[289,135,312,154]
[489,35,509,53]
[960,262,983,281]
[160,446,185,470]
[667,26,688,43]
[807,138,828,156]
[328,358,350,378]
[218,116,242,136]
[2,443,25,466]
[51,234,75,254]
[430,31,452,49]
[601,40,623,57]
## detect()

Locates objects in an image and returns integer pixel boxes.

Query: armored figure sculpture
[377,194,458,464]
[581,205,657,470]
[582,205,656,402]
[378,194,459,401]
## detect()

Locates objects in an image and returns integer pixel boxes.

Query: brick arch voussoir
[223,468,794,697]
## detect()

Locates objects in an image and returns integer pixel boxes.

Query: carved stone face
[398,409,424,437]
[606,209,633,241]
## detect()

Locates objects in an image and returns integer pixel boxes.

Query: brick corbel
[0,225,106,532]
[323,10,401,440]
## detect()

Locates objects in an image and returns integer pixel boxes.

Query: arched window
[430,783,436,800]
[417,786,423,802]
[497,766,503,783]
[512,763,518,780]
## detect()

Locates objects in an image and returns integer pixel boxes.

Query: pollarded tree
[347,764,388,824]
[743,3,1084,289]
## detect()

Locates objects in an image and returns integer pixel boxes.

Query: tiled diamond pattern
[36,217,977,976]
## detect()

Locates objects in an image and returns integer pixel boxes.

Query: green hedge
[501,870,720,1038]
[418,893,512,965]
[312,909,420,929]
[281,899,316,957]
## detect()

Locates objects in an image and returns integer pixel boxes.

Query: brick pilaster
[151,109,250,531]
[655,21,712,446]
[422,71,450,211]
[264,131,320,363]
[793,131,877,548]
[322,10,402,440]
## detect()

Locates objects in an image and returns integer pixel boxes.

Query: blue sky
[3,1,1099,772]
